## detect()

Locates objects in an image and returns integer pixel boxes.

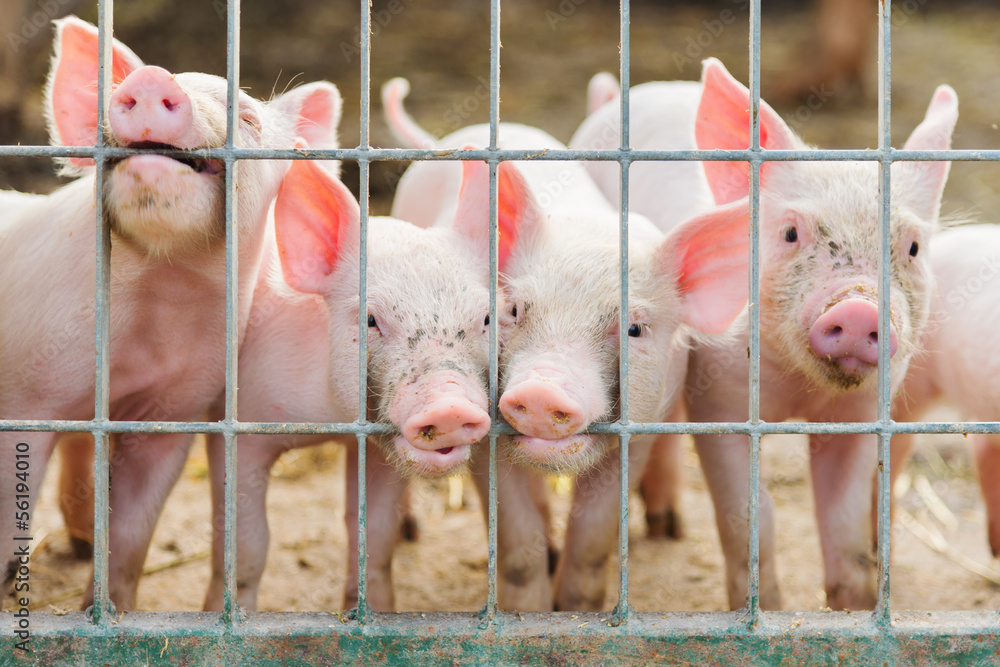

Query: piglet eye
[628,323,643,338]
[909,241,919,257]
[484,314,490,326]
[784,226,798,243]
[511,304,518,318]
[367,314,378,329]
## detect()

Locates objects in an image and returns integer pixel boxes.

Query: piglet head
[46,16,341,259]
[695,57,958,391]
[275,157,523,478]
[497,162,749,474]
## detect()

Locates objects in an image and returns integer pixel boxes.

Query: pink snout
[109,66,194,147]
[808,298,898,373]
[500,379,588,439]
[401,396,490,452]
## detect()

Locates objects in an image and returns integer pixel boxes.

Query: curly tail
[587,72,620,115]
[381,77,438,149]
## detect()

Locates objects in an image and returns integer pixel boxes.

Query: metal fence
[4,0,1000,664]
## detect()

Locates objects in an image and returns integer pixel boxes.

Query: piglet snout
[109,66,194,147]
[401,396,490,452]
[809,298,898,371]
[500,379,587,439]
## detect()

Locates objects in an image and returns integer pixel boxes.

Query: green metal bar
[88,0,115,627]
[874,0,894,627]
[221,0,243,629]
[9,611,1000,665]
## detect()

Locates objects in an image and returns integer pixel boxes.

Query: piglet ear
[274,156,360,294]
[272,82,343,150]
[587,72,619,115]
[45,16,144,171]
[894,85,959,222]
[452,151,542,271]
[656,197,750,334]
[695,58,800,205]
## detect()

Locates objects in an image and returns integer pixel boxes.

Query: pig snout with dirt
[202,153,517,612]
[0,16,341,610]
[677,59,957,611]
[889,224,1000,559]
[384,77,749,610]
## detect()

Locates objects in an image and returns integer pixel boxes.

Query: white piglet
[890,224,1000,559]
[0,17,341,610]
[641,59,954,611]
[384,78,750,610]
[202,154,529,612]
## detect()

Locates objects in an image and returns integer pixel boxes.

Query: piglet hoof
[646,509,684,541]
[69,535,94,560]
[547,547,560,576]
[400,514,420,543]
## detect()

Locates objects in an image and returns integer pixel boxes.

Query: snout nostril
[551,411,571,424]
[163,98,178,111]
[869,332,879,343]
[829,326,843,336]
[462,422,479,431]
[513,404,527,414]
[120,97,136,111]
[417,426,436,441]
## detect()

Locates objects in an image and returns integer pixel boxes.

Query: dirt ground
[3,0,1000,616]
[10,413,1000,614]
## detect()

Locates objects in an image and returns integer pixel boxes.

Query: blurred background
[3,0,1000,614]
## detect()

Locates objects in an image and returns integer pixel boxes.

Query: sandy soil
[9,411,1000,614]
[3,0,1000,616]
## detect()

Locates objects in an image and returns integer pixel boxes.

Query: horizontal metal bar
[4,419,999,437]
[7,610,1000,665]
[2,144,998,162]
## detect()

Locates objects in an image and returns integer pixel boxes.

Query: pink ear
[453,154,540,271]
[47,17,144,167]
[657,197,750,334]
[894,85,959,222]
[695,58,798,205]
[274,159,360,294]
[273,81,343,150]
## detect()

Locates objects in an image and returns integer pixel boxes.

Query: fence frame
[4,0,1000,664]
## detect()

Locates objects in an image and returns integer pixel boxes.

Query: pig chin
[104,155,226,256]
[815,357,878,391]
[502,433,606,474]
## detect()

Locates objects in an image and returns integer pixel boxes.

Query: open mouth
[111,142,223,175]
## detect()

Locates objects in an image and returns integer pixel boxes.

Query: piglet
[0,16,341,610]
[890,224,1000,558]
[201,152,523,612]
[384,78,750,610]
[686,60,955,610]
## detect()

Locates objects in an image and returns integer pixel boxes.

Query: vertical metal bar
[610,0,632,628]
[744,0,763,628]
[355,0,373,625]
[478,0,501,627]
[89,0,114,626]
[221,0,242,628]
[874,0,894,627]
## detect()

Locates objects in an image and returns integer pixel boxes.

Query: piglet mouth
[110,141,223,175]
[393,436,471,477]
